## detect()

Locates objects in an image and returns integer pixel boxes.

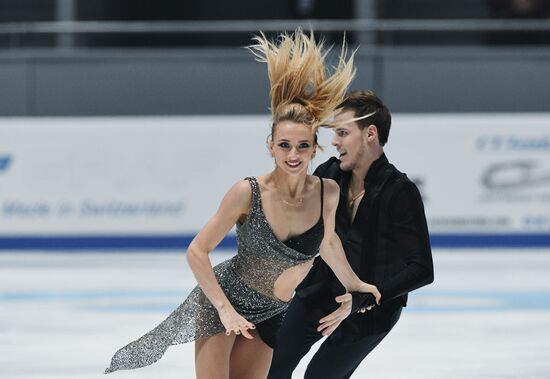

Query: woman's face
[270,120,317,176]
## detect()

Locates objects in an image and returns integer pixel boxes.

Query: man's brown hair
[338,90,392,146]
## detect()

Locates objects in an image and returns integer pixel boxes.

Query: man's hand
[317,293,352,336]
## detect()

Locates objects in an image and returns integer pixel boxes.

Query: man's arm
[377,180,434,303]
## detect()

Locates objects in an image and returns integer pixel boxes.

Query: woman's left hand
[317,293,353,336]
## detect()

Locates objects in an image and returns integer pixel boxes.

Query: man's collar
[364,153,388,184]
[338,153,388,194]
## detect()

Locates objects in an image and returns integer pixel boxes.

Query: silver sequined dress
[105,177,323,373]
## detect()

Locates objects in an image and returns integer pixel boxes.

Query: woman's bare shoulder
[220,179,253,211]
[320,177,339,196]
[319,177,340,208]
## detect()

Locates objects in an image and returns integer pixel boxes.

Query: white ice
[1,249,549,379]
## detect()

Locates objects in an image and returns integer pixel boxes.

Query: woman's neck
[268,169,307,198]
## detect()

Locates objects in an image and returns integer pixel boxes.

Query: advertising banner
[385,114,550,247]
[1,114,549,249]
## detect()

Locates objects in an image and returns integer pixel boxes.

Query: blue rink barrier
[1,233,550,250]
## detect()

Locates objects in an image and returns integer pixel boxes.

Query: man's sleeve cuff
[351,292,377,313]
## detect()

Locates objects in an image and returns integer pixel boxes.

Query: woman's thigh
[229,329,273,379]
[195,332,236,379]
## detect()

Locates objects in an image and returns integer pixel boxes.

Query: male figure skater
[268,91,435,378]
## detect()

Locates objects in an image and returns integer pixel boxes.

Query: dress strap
[244,177,261,212]
[319,177,324,220]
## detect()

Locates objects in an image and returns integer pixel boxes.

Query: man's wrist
[350,292,377,313]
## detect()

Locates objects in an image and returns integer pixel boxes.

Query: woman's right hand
[358,281,381,305]
[216,304,256,339]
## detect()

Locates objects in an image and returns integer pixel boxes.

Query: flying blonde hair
[248,29,356,136]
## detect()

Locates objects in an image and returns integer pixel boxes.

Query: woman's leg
[195,333,236,379]
[229,329,273,379]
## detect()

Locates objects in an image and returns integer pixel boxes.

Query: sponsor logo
[2,200,186,218]
[0,154,12,173]
[481,160,550,190]
[476,135,550,152]
[524,216,550,228]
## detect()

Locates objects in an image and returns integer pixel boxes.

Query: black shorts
[256,312,285,348]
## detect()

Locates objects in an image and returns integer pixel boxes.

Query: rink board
[1,114,549,249]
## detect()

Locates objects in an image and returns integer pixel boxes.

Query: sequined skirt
[105,258,289,374]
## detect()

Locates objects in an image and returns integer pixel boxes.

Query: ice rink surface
[1,249,550,379]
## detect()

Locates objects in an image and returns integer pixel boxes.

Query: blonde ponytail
[248,29,355,134]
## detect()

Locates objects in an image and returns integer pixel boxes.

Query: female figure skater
[105,30,380,379]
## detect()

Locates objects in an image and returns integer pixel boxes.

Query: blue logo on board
[0,154,12,173]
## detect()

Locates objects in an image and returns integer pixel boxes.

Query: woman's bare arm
[319,179,380,298]
[186,180,255,337]
[316,179,380,336]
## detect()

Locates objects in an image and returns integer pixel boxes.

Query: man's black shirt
[295,154,434,335]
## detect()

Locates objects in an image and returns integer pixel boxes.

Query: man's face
[332,110,369,172]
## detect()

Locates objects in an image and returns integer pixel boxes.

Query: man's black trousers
[267,296,391,379]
